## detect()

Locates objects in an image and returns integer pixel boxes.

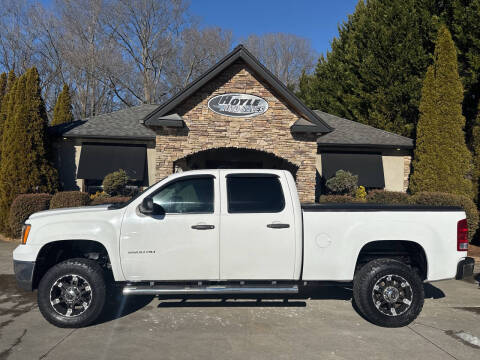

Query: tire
[353,258,424,328]
[38,258,106,328]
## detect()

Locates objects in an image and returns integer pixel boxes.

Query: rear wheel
[38,258,106,328]
[353,258,424,327]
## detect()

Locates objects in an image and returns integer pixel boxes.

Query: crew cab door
[120,173,220,281]
[219,171,296,280]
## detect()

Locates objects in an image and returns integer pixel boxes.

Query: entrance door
[120,174,220,281]
[219,171,297,280]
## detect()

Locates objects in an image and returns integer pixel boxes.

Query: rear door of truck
[219,170,297,280]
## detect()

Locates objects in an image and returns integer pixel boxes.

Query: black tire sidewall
[353,259,424,328]
[38,258,106,328]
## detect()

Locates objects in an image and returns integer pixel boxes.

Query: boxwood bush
[50,191,91,209]
[90,196,131,206]
[410,192,478,242]
[366,190,412,205]
[319,195,365,203]
[9,194,52,237]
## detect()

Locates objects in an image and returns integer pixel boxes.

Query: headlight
[21,224,31,245]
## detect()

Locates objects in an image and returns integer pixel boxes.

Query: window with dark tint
[321,152,385,188]
[152,177,214,214]
[227,176,285,213]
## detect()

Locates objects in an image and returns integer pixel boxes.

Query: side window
[152,177,214,214]
[227,176,285,213]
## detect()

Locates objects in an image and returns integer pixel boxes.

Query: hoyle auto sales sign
[207,93,268,117]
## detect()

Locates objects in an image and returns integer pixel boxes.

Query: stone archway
[173,147,299,178]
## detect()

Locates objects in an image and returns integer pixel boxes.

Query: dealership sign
[207,93,268,117]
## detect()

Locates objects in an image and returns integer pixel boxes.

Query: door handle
[191,224,215,230]
[267,223,290,229]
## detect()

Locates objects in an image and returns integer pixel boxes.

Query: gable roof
[142,44,333,133]
[315,111,414,149]
[63,104,157,140]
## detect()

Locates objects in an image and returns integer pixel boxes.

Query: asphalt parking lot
[1,240,479,360]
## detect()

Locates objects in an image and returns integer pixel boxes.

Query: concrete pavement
[1,240,479,360]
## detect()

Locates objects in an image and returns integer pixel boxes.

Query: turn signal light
[457,219,468,251]
[21,224,31,245]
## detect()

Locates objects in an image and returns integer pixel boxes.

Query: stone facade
[153,59,318,202]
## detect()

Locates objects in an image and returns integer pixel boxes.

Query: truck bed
[301,203,463,212]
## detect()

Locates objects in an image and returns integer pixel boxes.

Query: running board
[122,284,299,296]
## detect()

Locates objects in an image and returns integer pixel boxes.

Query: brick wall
[152,60,318,202]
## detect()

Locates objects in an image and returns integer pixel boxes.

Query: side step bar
[123,284,299,296]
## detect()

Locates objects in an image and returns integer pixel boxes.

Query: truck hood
[29,205,111,220]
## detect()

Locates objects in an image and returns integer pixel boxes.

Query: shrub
[325,170,358,195]
[50,191,90,209]
[103,169,129,196]
[319,195,364,203]
[90,191,108,201]
[9,194,52,237]
[355,186,367,200]
[90,196,131,206]
[366,190,412,205]
[410,192,479,242]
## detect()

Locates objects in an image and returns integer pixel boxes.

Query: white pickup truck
[13,169,474,328]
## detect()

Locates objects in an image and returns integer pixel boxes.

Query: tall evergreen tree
[297,0,480,139]
[409,25,472,198]
[51,84,74,126]
[0,70,16,162]
[298,0,438,137]
[0,68,58,234]
[0,73,6,110]
[471,106,480,202]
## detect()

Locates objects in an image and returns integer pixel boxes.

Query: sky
[39,0,359,56]
[190,0,358,55]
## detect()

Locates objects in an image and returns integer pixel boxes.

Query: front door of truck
[219,171,296,280]
[120,174,220,281]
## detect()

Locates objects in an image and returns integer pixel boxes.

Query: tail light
[457,219,468,251]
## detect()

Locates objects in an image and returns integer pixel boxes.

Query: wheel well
[355,240,428,280]
[33,240,111,290]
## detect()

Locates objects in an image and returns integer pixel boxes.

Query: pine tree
[51,84,74,126]
[409,25,472,198]
[297,0,438,137]
[0,68,58,234]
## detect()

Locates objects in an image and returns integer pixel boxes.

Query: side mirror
[140,197,154,215]
[139,197,165,216]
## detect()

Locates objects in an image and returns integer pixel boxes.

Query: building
[52,45,413,202]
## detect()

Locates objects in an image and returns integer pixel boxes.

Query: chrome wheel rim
[372,274,413,317]
[50,274,93,317]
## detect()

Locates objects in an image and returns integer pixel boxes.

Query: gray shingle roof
[61,105,413,149]
[315,110,414,149]
[63,104,157,140]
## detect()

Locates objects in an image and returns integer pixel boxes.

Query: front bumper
[13,260,35,291]
[455,257,475,280]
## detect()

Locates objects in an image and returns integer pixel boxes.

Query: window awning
[321,152,385,188]
[77,143,146,181]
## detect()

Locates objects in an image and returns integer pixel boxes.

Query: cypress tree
[51,84,74,126]
[0,68,58,234]
[0,71,16,162]
[409,25,472,198]
[471,104,480,202]
[0,73,6,110]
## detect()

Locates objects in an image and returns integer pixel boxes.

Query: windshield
[107,176,168,210]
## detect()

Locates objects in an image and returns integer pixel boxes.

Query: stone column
[295,162,316,203]
[403,156,412,192]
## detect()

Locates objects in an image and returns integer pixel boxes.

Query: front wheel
[353,259,424,327]
[38,258,106,328]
